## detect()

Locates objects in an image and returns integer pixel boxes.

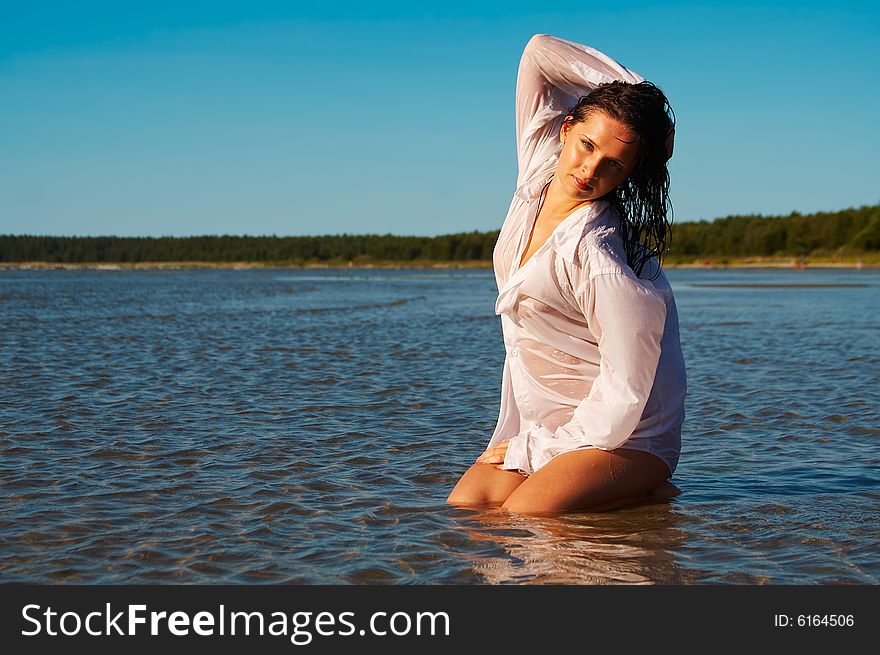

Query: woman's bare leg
[501,448,671,516]
[447,463,527,508]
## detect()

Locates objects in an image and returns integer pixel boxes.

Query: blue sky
[1,1,878,237]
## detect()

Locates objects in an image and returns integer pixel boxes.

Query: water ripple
[0,268,878,583]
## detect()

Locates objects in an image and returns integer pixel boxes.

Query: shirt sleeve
[515,34,644,191]
[550,269,667,451]
[486,353,521,448]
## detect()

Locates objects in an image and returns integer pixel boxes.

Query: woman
[447,34,686,515]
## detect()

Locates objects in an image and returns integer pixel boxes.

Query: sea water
[1,267,877,583]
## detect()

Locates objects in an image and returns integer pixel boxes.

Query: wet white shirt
[487,34,686,476]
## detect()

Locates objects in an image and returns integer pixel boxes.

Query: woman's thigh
[501,448,671,516]
[447,463,527,508]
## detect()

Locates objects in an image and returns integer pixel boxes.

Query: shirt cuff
[500,427,602,476]
[500,433,533,476]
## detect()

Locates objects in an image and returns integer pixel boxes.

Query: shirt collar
[550,200,609,266]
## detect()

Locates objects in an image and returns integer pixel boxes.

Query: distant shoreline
[1,256,877,271]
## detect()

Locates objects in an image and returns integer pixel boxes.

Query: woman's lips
[573,176,593,191]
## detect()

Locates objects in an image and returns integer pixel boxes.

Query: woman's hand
[475,440,510,466]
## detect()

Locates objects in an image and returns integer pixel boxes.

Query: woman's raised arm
[515,34,643,191]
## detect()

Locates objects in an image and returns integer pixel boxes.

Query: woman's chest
[518,214,568,269]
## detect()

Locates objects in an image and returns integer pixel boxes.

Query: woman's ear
[560,117,573,144]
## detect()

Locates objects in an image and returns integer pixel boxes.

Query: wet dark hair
[563,81,675,278]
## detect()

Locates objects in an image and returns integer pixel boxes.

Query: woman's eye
[610,161,623,170]
[581,140,593,150]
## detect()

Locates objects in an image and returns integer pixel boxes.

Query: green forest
[2,203,878,265]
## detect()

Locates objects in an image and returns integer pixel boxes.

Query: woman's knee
[499,448,670,516]
[446,463,526,507]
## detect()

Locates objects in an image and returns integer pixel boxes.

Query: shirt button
[535,421,543,429]
[511,348,519,357]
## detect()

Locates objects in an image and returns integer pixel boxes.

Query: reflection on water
[450,499,698,585]
[1,267,878,583]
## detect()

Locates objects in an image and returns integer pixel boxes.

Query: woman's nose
[580,158,598,180]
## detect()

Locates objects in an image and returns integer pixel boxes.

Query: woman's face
[557,110,640,202]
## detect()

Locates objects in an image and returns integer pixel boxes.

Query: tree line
[0,231,495,264]
[2,203,877,264]
[669,203,879,259]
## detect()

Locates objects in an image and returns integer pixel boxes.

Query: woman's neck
[538,176,593,222]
